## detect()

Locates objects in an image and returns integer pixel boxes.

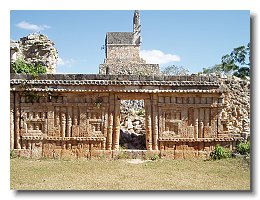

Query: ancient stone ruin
[10,33,58,73]
[10,11,250,159]
[99,10,160,76]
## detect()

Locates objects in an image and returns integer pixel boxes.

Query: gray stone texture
[106,32,135,45]
[10,33,58,73]
[99,10,160,76]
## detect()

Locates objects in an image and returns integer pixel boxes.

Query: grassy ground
[10,157,250,190]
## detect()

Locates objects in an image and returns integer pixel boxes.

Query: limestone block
[53,149,62,159]
[183,150,197,159]
[201,97,206,104]
[165,97,170,103]
[160,150,175,159]
[198,151,208,159]
[90,150,104,158]
[18,149,31,158]
[189,97,194,104]
[195,97,200,104]
[203,126,212,138]
[159,97,164,103]
[42,149,53,158]
[165,142,175,150]
[174,150,184,159]
[72,125,80,137]
[187,126,194,138]
[171,97,176,103]
[177,97,182,104]
[145,150,160,160]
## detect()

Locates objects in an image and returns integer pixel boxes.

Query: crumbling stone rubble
[10,33,58,73]
[220,76,250,139]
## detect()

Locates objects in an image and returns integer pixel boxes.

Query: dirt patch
[126,159,151,164]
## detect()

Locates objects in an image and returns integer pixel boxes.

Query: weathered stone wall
[10,74,245,159]
[220,77,250,139]
[105,45,145,64]
[99,63,160,75]
[10,33,58,73]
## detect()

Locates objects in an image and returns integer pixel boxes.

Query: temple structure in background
[99,11,160,76]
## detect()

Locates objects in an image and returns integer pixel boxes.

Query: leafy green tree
[11,59,47,76]
[202,43,250,79]
[162,65,189,76]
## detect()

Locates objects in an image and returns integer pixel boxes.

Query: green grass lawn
[10,157,250,190]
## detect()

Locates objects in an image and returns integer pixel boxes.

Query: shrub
[210,144,231,160]
[150,154,159,161]
[11,59,47,77]
[237,141,250,155]
[10,150,18,159]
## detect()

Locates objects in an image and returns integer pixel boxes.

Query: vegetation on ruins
[150,154,160,161]
[210,144,232,160]
[11,59,47,77]
[236,141,250,155]
[202,43,250,79]
[162,65,189,75]
[136,108,145,117]
[10,150,18,159]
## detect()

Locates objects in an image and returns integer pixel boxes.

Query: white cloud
[16,21,50,31]
[57,57,76,67]
[140,49,180,65]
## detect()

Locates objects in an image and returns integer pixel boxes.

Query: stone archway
[112,93,155,150]
[119,99,146,150]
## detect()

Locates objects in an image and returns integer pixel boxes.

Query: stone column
[210,108,218,137]
[102,109,108,138]
[145,98,152,150]
[66,107,72,137]
[217,108,223,136]
[199,108,204,138]
[14,92,21,149]
[61,108,66,138]
[10,92,15,150]
[101,140,106,150]
[106,93,114,150]
[205,108,210,126]
[181,108,188,137]
[79,107,87,137]
[152,94,159,150]
[200,122,204,138]
[113,96,120,150]
[73,106,78,126]
[194,108,199,139]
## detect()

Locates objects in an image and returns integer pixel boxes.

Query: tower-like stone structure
[99,10,160,75]
[133,10,141,45]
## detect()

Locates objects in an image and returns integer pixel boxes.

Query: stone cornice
[10,79,220,86]
[10,74,223,93]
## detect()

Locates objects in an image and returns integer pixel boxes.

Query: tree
[162,65,189,76]
[11,59,47,77]
[202,43,250,79]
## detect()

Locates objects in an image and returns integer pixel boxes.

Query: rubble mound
[119,100,146,149]
[221,76,250,139]
[11,33,58,73]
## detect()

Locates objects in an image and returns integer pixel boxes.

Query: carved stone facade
[10,74,244,159]
[10,11,248,159]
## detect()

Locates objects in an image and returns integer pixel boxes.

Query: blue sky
[10,10,250,74]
